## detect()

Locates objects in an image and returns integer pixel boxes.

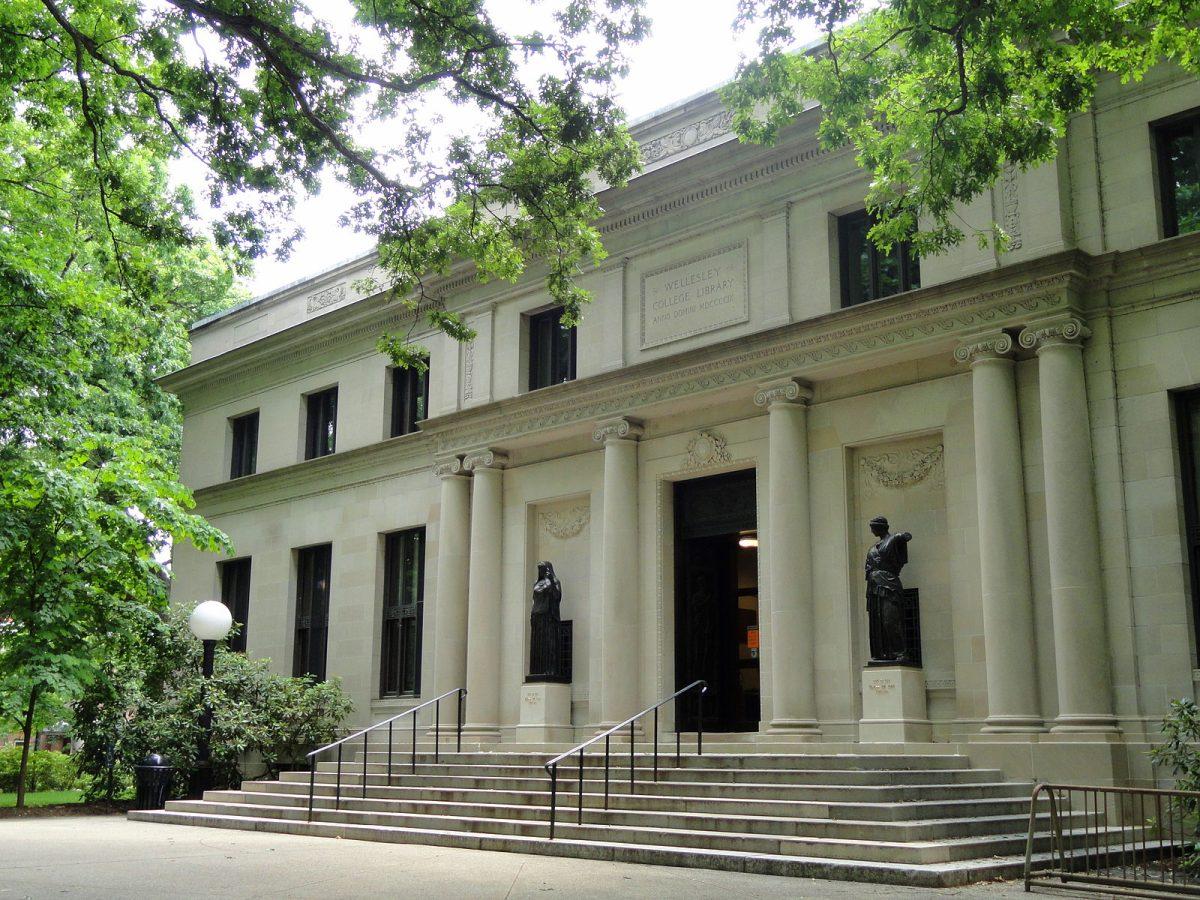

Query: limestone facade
[165,64,1200,787]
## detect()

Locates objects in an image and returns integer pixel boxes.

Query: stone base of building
[515,681,573,744]
[859,666,932,742]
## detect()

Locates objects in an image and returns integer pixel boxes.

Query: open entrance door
[673,469,759,732]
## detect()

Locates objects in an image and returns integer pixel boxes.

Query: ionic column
[754,378,821,735]
[954,334,1043,732]
[431,456,471,722]
[1018,317,1117,733]
[594,417,643,726]
[462,448,507,737]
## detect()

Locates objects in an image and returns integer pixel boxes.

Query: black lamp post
[187,600,232,799]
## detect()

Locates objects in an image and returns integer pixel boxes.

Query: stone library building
[164,60,1200,824]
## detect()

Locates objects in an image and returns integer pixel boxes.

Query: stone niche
[526,496,591,721]
[848,434,954,724]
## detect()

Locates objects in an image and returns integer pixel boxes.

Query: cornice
[421,251,1091,454]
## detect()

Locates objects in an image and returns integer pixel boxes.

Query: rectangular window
[304,387,338,460]
[390,364,429,438]
[1156,110,1200,239]
[219,558,252,653]
[1176,390,1200,663]
[294,544,332,680]
[229,411,259,479]
[838,209,921,308]
[380,528,425,697]
[527,307,577,392]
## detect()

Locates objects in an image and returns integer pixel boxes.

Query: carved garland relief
[539,506,591,541]
[858,444,945,491]
[640,110,735,164]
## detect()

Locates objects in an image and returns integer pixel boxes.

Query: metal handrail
[543,679,708,839]
[305,687,466,821]
[1024,781,1200,897]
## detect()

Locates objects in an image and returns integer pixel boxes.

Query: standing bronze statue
[529,561,565,680]
[865,516,914,665]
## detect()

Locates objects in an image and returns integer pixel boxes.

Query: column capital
[432,455,466,479]
[953,330,1015,365]
[753,377,813,409]
[592,416,643,444]
[462,448,508,471]
[1018,315,1091,353]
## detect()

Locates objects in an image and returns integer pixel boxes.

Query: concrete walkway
[1,816,1048,898]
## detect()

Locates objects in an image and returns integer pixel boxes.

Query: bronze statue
[529,561,563,679]
[865,516,914,665]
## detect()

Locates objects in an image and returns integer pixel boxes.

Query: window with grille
[380,528,425,697]
[390,364,429,438]
[1156,110,1200,239]
[294,544,332,680]
[229,411,258,479]
[838,209,921,308]
[304,387,338,460]
[527,307,577,391]
[219,558,252,652]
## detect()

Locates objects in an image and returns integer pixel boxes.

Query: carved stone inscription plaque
[641,243,748,349]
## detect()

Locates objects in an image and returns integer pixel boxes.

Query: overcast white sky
[206,0,810,298]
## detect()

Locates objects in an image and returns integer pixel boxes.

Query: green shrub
[0,748,79,793]
[73,611,352,800]
[1150,698,1200,873]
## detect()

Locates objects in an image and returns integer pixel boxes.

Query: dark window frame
[1176,390,1200,664]
[229,411,259,479]
[837,209,921,308]
[294,544,332,680]
[527,307,577,392]
[379,527,426,698]
[304,387,338,460]
[1155,109,1200,239]
[389,363,429,438]
[219,557,252,653]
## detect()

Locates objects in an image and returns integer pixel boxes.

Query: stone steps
[127,746,1089,886]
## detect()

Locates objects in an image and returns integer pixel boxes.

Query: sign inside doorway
[747,626,759,658]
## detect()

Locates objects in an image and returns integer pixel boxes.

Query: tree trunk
[16,686,39,810]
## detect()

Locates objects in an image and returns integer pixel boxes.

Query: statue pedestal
[516,681,573,743]
[859,666,931,743]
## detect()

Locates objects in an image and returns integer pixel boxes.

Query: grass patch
[0,789,84,808]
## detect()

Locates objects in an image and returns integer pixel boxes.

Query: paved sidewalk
[1,816,1040,899]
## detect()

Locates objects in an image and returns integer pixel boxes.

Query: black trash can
[134,753,174,810]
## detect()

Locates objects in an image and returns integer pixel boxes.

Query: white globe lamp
[188,600,233,641]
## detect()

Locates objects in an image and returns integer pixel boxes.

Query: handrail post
[578,751,584,825]
[604,735,610,810]
[335,743,343,810]
[307,756,316,822]
[675,702,681,768]
[457,689,464,753]
[387,721,393,784]
[435,697,441,765]
[653,708,659,782]
[629,720,635,792]
[362,730,368,799]
[411,709,417,774]
[697,688,704,756]
[548,765,558,840]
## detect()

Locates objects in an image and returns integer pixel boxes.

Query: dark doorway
[674,469,760,732]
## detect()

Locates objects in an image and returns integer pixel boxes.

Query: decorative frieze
[1000,164,1023,251]
[306,283,347,314]
[682,430,732,471]
[753,377,813,408]
[953,331,1015,364]
[539,505,591,540]
[462,448,508,471]
[1017,315,1090,351]
[859,444,945,491]
[592,417,643,444]
[639,110,735,164]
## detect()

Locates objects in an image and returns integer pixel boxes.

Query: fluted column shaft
[462,449,507,736]
[1019,317,1117,733]
[754,378,820,734]
[594,418,642,726]
[955,334,1043,732]
[431,458,471,722]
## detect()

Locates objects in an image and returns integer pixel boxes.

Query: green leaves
[726,0,1200,255]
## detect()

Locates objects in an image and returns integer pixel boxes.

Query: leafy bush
[0,748,79,793]
[1150,698,1200,873]
[73,611,352,800]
